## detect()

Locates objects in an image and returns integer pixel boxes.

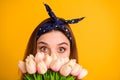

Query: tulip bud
[25,56,36,74]
[77,68,88,79]
[35,52,45,63]
[18,61,26,73]
[63,57,69,64]
[29,54,35,60]
[37,61,47,74]
[60,59,76,76]
[44,54,52,68]
[50,58,64,72]
[71,63,82,76]
[51,53,57,61]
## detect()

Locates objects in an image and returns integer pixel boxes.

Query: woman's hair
[23,18,78,61]
[22,18,78,80]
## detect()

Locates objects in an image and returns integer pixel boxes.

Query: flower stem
[33,74,37,80]
[37,73,42,80]
[24,74,31,80]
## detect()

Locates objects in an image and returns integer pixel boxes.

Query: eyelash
[39,46,67,53]
[39,46,48,52]
[58,47,66,53]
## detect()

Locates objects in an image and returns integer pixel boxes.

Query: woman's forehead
[37,30,70,45]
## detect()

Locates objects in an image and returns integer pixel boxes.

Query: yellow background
[0,0,120,80]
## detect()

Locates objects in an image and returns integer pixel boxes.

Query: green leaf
[60,76,66,80]
[24,73,33,80]
[23,70,76,80]
[55,72,59,80]
[37,73,43,80]
[33,74,37,80]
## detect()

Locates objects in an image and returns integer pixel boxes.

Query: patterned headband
[36,3,84,44]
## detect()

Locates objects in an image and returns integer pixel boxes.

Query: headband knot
[44,3,84,24]
[36,3,85,45]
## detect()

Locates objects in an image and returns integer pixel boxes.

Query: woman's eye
[40,46,48,52]
[58,47,66,53]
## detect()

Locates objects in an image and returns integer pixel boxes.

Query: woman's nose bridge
[49,48,58,60]
[50,48,57,56]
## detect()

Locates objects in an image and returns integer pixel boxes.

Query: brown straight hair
[22,18,79,80]
[23,18,78,61]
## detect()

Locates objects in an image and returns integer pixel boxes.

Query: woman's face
[37,30,70,58]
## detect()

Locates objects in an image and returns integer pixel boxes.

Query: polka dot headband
[36,3,84,44]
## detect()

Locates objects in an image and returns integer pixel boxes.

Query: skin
[37,30,70,58]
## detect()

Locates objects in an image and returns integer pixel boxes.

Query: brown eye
[58,47,66,53]
[40,46,48,53]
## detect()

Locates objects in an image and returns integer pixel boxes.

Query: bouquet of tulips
[18,52,88,80]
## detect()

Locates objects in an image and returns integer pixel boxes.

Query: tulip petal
[35,52,45,63]
[26,56,36,74]
[71,63,82,76]
[37,61,47,74]
[18,61,26,73]
[77,68,88,79]
[44,54,52,68]
[60,59,76,76]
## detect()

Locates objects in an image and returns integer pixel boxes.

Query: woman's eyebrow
[57,42,69,46]
[37,41,48,45]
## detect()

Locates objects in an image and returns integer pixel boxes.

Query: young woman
[22,3,85,80]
